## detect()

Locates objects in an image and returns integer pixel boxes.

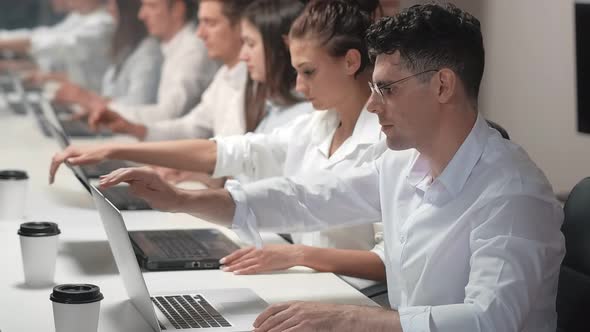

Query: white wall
[401,0,586,193]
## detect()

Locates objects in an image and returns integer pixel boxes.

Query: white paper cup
[18,222,60,287]
[0,170,28,221]
[51,284,104,332]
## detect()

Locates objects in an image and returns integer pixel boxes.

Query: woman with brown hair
[53,0,162,109]
[50,0,387,287]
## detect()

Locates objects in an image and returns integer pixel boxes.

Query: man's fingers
[254,303,296,332]
[253,303,292,329]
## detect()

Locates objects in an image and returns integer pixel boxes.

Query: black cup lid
[50,284,104,304]
[0,170,28,180]
[18,222,61,237]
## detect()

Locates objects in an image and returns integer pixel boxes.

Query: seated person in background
[94,4,566,331]
[52,0,162,109]
[85,0,311,185]
[0,0,115,92]
[87,0,308,141]
[50,0,388,289]
[85,0,220,124]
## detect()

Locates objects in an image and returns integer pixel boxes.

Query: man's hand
[99,167,185,212]
[49,145,114,184]
[254,302,400,332]
[88,108,146,139]
[220,245,305,275]
[54,81,84,104]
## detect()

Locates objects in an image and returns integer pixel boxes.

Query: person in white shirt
[92,3,565,331]
[85,0,220,124]
[52,0,162,108]
[84,0,308,141]
[49,0,388,288]
[0,0,115,92]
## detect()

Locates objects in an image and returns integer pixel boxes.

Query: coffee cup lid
[18,222,61,237]
[50,284,104,304]
[0,170,28,180]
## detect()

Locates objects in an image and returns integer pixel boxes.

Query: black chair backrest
[486,120,510,140]
[556,177,590,331]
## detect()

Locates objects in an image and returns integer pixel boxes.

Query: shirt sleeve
[143,95,214,141]
[211,116,306,181]
[111,39,218,124]
[226,161,382,244]
[398,195,565,332]
[114,43,162,106]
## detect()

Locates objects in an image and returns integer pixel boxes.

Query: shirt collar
[161,23,195,58]
[317,105,383,158]
[407,113,488,199]
[223,62,248,90]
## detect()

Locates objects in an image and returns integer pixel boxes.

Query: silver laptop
[90,184,268,331]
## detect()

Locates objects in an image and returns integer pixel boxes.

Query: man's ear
[435,68,457,104]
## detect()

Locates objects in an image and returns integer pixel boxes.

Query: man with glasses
[95,4,565,331]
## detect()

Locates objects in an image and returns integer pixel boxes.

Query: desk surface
[0,99,375,332]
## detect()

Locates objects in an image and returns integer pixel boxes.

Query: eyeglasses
[368,69,439,103]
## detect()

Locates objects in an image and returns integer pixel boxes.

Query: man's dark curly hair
[366,3,485,103]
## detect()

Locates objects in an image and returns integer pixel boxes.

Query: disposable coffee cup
[18,222,60,287]
[50,284,104,332]
[0,170,28,221]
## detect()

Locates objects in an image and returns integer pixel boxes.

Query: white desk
[0,105,376,332]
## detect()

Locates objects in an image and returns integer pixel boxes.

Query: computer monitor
[575,1,590,133]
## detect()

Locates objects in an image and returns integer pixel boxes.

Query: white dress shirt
[217,109,388,262]
[101,37,162,106]
[29,8,115,92]
[111,24,219,124]
[228,114,565,331]
[144,62,310,140]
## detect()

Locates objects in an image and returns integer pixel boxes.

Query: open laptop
[50,101,112,137]
[46,120,151,210]
[45,113,133,178]
[91,184,267,331]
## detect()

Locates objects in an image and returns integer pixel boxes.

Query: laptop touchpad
[218,301,264,316]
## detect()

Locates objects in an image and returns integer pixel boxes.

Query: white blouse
[214,108,387,266]
[101,37,162,106]
[144,62,311,141]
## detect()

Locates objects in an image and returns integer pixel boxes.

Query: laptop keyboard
[152,295,231,329]
[148,231,210,258]
[82,160,129,178]
[101,186,151,210]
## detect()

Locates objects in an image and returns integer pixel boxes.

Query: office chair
[556,177,590,332]
[486,120,510,140]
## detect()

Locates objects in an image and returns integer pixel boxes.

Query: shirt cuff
[211,136,247,179]
[399,306,431,332]
[225,179,263,248]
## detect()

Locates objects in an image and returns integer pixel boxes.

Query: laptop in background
[50,102,112,137]
[91,184,267,331]
[44,111,133,178]
[46,119,151,211]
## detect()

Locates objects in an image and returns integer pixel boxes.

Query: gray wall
[400,0,584,193]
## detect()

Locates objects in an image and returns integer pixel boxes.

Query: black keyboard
[81,160,130,178]
[8,102,27,115]
[0,81,15,94]
[152,295,231,329]
[101,186,151,211]
[148,231,210,259]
